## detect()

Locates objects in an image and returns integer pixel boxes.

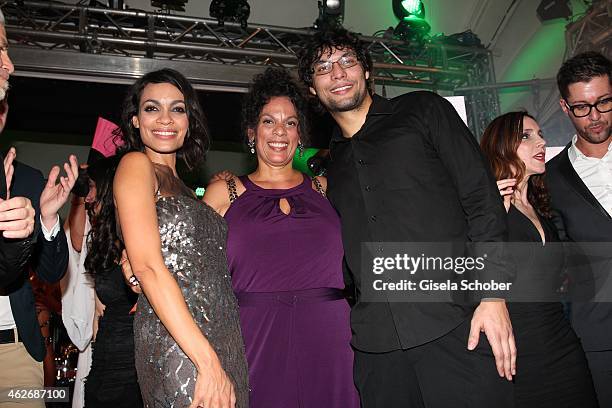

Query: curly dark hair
[297,27,373,93]
[480,111,551,218]
[84,155,123,276]
[114,68,209,169]
[557,51,611,100]
[242,67,310,146]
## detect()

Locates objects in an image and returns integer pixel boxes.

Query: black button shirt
[327,92,509,352]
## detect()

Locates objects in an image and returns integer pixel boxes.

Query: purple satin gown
[225,174,359,408]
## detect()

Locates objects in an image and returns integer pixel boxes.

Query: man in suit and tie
[546,51,612,407]
[0,7,78,407]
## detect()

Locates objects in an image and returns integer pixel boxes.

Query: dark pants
[354,319,513,408]
[585,350,612,408]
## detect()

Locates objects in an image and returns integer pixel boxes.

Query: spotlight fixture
[321,0,344,17]
[210,0,251,29]
[536,0,572,22]
[150,0,188,12]
[314,0,345,29]
[391,0,430,42]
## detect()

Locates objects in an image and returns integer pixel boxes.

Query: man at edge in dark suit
[546,51,612,407]
[0,7,78,407]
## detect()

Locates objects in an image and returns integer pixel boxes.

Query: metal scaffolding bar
[3,0,502,136]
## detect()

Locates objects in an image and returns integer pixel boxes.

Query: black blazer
[0,154,34,287]
[3,161,68,361]
[546,143,612,351]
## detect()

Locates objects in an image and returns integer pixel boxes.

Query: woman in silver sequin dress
[109,69,248,408]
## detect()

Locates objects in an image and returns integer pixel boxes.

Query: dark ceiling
[3,76,335,150]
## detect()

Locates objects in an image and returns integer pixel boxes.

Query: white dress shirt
[568,135,612,217]
[0,215,62,330]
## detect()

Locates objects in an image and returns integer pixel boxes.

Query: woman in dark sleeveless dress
[204,68,358,408]
[480,111,598,408]
[90,69,248,408]
[84,156,143,408]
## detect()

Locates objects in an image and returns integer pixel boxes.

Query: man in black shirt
[298,28,515,407]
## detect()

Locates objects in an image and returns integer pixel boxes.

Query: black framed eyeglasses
[564,97,612,118]
[312,54,359,76]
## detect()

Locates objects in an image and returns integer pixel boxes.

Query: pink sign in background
[91,117,122,157]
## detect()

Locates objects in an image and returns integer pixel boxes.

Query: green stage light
[393,0,425,20]
[401,0,423,16]
[392,0,430,41]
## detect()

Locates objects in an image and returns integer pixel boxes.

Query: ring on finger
[128,274,140,286]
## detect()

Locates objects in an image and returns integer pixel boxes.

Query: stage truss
[3,0,500,138]
[565,0,611,58]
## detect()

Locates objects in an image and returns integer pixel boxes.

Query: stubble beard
[324,85,368,113]
[578,120,611,145]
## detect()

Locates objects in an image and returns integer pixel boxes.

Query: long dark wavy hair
[480,111,551,218]
[114,68,210,169]
[84,155,122,275]
[87,69,209,275]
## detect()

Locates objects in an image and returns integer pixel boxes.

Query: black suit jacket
[0,154,34,287]
[546,143,612,351]
[3,161,68,361]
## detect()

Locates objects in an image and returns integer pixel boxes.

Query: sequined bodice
[153,195,239,334]
[156,195,230,295]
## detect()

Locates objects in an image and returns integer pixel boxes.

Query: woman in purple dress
[204,67,359,408]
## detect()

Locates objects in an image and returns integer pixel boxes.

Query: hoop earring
[297,141,304,158]
[248,139,255,154]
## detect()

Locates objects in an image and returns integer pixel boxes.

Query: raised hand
[40,155,79,230]
[0,196,35,238]
[496,178,516,212]
[209,170,236,184]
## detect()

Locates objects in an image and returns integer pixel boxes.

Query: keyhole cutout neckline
[279,197,291,216]
[243,174,311,217]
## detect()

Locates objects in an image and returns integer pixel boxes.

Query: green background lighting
[292,148,320,177]
[403,14,426,22]
[499,20,566,112]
